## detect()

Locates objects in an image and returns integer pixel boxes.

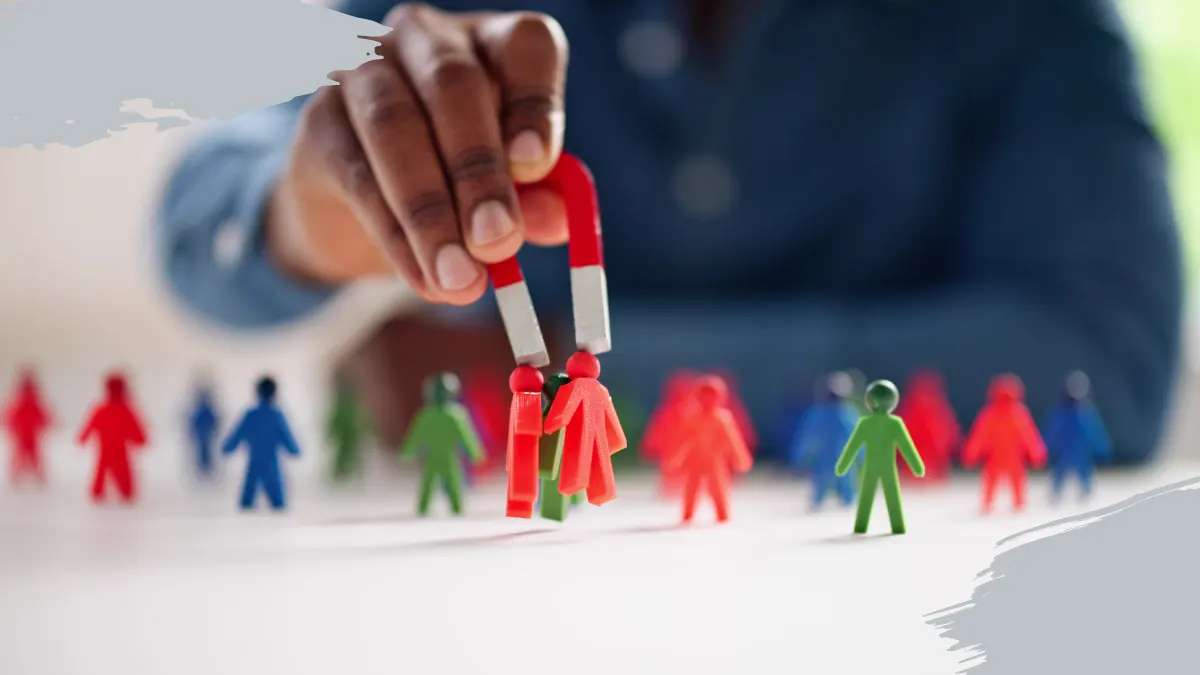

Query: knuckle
[445,146,508,188]
[424,55,486,93]
[403,190,457,235]
[359,90,422,131]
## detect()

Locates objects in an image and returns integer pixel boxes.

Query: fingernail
[508,131,546,165]
[434,244,481,291]
[471,201,516,246]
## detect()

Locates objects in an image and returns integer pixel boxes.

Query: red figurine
[642,370,701,497]
[492,153,627,516]
[895,369,961,483]
[711,370,758,456]
[663,375,753,523]
[961,374,1047,513]
[3,367,54,485]
[77,373,148,504]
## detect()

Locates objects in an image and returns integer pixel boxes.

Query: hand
[268,5,571,304]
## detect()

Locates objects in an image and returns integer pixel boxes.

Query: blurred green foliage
[1122,1,1200,271]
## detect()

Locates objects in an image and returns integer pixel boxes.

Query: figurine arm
[543,384,581,435]
[604,394,628,455]
[76,409,99,446]
[275,411,301,456]
[126,410,148,447]
[1017,408,1048,468]
[834,421,866,476]
[398,410,429,460]
[221,415,246,455]
[451,406,486,465]
[721,414,753,473]
[1082,404,1114,462]
[960,413,991,468]
[894,419,925,478]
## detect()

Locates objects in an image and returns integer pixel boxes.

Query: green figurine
[536,372,584,522]
[608,390,648,472]
[326,380,370,482]
[835,380,925,534]
[399,372,485,516]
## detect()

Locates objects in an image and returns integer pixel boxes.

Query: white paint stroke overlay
[0,0,387,148]
[926,475,1200,674]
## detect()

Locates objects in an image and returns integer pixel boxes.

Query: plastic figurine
[489,153,628,513]
[3,367,53,485]
[1044,371,1112,500]
[326,380,369,482]
[664,375,753,523]
[961,374,1047,513]
[642,370,701,497]
[711,369,758,456]
[222,376,300,511]
[399,372,485,516]
[78,373,147,504]
[535,372,584,522]
[790,373,861,508]
[187,380,220,479]
[835,380,924,534]
[895,369,961,483]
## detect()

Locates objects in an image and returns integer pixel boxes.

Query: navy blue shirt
[156,0,1183,463]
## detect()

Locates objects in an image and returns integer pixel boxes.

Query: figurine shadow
[370,528,559,554]
[811,532,900,545]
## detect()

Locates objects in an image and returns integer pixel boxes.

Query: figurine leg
[853,474,878,534]
[811,474,829,507]
[881,478,906,534]
[1050,464,1067,500]
[443,465,465,516]
[197,437,214,477]
[539,477,569,522]
[417,463,437,516]
[681,471,702,523]
[263,471,286,510]
[556,422,589,496]
[1077,463,1094,498]
[90,462,108,502]
[113,461,136,504]
[710,474,731,523]
[507,437,539,509]
[239,471,258,510]
[1010,469,1026,511]
[981,469,999,513]
[584,444,617,506]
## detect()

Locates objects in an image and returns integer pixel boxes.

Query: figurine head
[255,376,277,404]
[543,371,571,402]
[565,351,600,380]
[694,375,729,411]
[864,380,899,414]
[423,372,461,405]
[105,373,128,401]
[815,371,852,403]
[1065,371,1090,402]
[908,369,944,396]
[987,374,1025,403]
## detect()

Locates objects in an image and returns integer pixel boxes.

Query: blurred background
[0,0,1198,487]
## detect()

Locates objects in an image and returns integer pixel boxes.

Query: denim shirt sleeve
[155,96,340,330]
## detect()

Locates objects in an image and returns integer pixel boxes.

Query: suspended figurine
[961,374,1047,513]
[789,372,861,508]
[895,369,961,483]
[78,373,148,504]
[399,372,485,516]
[222,376,301,511]
[664,375,753,524]
[492,153,628,515]
[187,378,220,479]
[3,367,54,485]
[1044,371,1112,500]
[326,378,370,482]
[534,372,584,522]
[835,380,924,534]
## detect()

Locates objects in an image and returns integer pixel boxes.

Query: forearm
[585,289,1177,465]
[154,100,340,330]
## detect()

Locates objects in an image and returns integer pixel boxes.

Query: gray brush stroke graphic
[927,475,1200,674]
[0,0,387,148]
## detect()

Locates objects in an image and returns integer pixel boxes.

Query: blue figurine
[188,382,220,479]
[1044,371,1112,500]
[789,372,862,508]
[222,376,300,510]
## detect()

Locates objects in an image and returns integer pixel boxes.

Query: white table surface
[0,438,1194,675]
